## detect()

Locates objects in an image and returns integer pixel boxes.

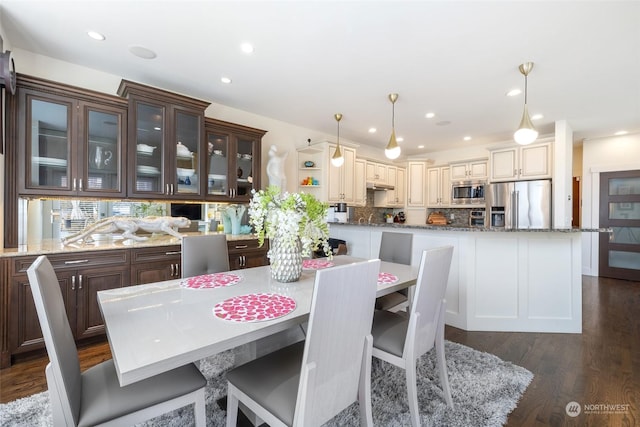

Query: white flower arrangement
[248,186,332,259]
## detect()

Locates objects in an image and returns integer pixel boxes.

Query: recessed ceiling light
[425,112,435,119]
[240,43,254,54]
[531,114,543,120]
[129,45,156,59]
[221,77,232,84]
[506,89,521,97]
[397,137,404,142]
[418,145,425,149]
[368,127,377,133]
[87,31,105,41]
[614,130,628,136]
[463,136,472,141]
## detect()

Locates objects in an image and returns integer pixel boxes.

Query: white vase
[269,237,302,283]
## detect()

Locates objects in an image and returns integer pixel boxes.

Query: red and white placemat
[213,293,296,322]
[180,273,242,289]
[377,272,399,285]
[302,259,335,270]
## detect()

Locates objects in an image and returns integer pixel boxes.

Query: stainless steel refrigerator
[486,179,552,229]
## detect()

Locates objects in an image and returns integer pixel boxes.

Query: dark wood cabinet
[227,238,269,269]
[5,250,129,366]
[118,80,210,200]
[15,76,127,199]
[130,245,182,285]
[205,118,266,202]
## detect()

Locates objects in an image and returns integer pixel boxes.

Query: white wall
[581,133,640,275]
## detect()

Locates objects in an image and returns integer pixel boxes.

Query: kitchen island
[329,222,608,333]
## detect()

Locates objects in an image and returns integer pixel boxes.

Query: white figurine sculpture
[62,216,190,245]
[266,145,288,191]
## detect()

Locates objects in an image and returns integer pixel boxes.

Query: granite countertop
[328,221,610,233]
[0,232,261,258]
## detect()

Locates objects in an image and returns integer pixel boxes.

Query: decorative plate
[180,272,242,289]
[302,259,334,270]
[377,272,399,285]
[213,293,296,322]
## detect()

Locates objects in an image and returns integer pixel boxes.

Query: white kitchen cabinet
[297,145,324,199]
[407,161,426,207]
[489,142,552,182]
[374,165,406,207]
[327,145,356,204]
[426,166,450,207]
[354,159,367,206]
[366,161,388,184]
[450,159,488,181]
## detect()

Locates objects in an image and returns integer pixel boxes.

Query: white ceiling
[1,0,639,156]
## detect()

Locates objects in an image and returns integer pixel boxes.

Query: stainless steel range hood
[366,182,394,190]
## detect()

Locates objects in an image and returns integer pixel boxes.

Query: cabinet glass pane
[236,137,255,196]
[207,133,229,196]
[609,177,640,195]
[175,111,199,195]
[29,99,70,188]
[134,103,163,192]
[87,110,120,191]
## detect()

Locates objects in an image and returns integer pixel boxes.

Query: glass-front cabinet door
[204,118,265,202]
[19,89,126,197]
[234,134,258,199]
[206,130,230,197]
[81,104,126,197]
[129,100,166,197]
[174,109,202,198]
[24,95,73,194]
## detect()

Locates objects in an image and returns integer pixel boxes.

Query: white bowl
[137,144,156,154]
[176,168,195,178]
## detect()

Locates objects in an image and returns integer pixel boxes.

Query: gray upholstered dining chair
[181,233,230,278]
[375,231,413,311]
[225,259,381,427]
[27,255,207,427]
[371,245,454,427]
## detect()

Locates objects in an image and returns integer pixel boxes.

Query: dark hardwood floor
[1,276,638,427]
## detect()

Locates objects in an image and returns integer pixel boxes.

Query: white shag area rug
[0,341,533,426]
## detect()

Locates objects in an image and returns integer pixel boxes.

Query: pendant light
[513,62,538,145]
[385,93,401,159]
[331,113,345,167]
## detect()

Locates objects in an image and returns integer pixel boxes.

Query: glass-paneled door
[599,170,640,281]
[174,110,201,196]
[81,104,126,197]
[206,131,230,197]
[27,97,73,192]
[131,101,165,196]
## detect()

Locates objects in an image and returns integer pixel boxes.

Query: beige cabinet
[427,166,450,207]
[374,166,406,207]
[327,145,356,204]
[407,161,427,207]
[366,161,388,184]
[490,142,552,182]
[354,159,367,206]
[450,159,488,181]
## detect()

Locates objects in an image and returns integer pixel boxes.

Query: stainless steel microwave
[451,180,485,205]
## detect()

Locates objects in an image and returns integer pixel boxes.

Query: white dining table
[98,255,418,387]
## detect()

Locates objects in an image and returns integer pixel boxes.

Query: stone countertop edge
[328,221,611,233]
[0,231,262,258]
